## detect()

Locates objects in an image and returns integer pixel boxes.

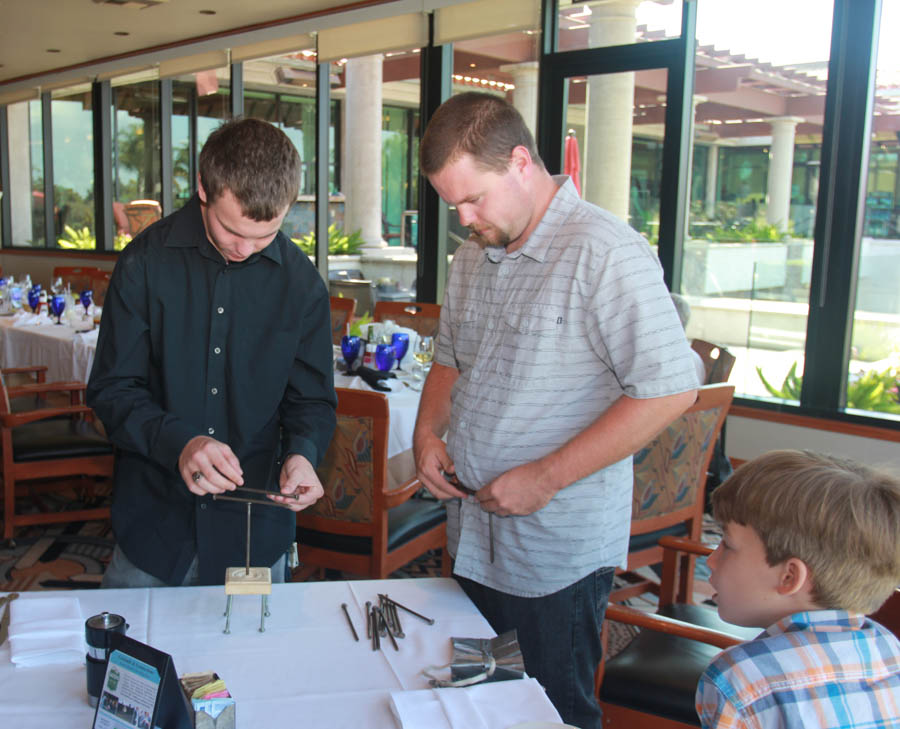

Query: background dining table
[0,578,561,728]
[0,311,98,383]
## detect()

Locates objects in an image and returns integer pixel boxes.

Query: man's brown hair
[420,92,542,176]
[712,449,900,614]
[199,117,300,221]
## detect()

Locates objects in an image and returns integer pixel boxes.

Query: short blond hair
[712,450,900,614]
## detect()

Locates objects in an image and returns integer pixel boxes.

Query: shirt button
[208,427,215,435]
[211,387,218,395]
[217,307,224,314]
[214,347,221,354]
[200,503,207,510]
[459,421,467,429]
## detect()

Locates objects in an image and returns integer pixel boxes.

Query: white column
[7,101,33,245]
[704,142,719,219]
[583,0,641,222]
[344,54,386,249]
[499,61,539,139]
[766,117,803,233]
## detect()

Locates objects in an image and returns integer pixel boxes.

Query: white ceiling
[0,0,382,87]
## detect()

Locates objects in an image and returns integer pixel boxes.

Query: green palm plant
[292,225,365,256]
[757,362,900,414]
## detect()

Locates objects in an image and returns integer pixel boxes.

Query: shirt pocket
[498,304,569,382]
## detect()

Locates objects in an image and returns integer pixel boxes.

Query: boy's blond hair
[712,450,900,614]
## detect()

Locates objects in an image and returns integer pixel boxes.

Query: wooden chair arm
[2,405,95,427]
[383,476,423,509]
[605,604,742,650]
[659,536,714,557]
[7,380,86,396]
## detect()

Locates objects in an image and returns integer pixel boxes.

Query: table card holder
[91,633,193,729]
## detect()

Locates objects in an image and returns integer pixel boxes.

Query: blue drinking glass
[341,335,361,372]
[391,332,410,370]
[27,286,41,313]
[50,294,66,324]
[80,289,93,312]
[375,343,396,372]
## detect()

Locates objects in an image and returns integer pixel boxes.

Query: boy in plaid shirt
[696,450,900,728]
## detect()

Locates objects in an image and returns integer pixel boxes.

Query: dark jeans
[456,567,614,729]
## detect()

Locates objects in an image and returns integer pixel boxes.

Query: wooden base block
[224,566,272,595]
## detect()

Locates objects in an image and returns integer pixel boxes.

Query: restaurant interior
[0,1,897,728]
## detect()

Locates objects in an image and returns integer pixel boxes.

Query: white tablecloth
[0,314,97,383]
[0,579,560,728]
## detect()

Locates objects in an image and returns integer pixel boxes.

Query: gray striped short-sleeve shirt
[436,177,700,597]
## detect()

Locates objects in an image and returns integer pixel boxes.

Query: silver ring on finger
[192,471,203,483]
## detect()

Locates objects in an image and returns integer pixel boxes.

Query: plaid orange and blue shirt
[696,610,900,729]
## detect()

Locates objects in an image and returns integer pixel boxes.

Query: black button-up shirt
[87,195,337,585]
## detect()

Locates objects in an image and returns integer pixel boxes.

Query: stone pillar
[766,116,803,233]
[499,61,539,139]
[583,0,641,222]
[344,54,386,249]
[705,142,719,219]
[7,101,34,245]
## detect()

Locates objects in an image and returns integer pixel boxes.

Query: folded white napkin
[12,312,53,327]
[390,678,561,729]
[8,596,84,667]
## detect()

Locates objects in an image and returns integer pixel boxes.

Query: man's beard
[469,226,511,249]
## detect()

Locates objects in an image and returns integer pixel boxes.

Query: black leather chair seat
[600,604,760,725]
[297,498,446,556]
[12,419,113,462]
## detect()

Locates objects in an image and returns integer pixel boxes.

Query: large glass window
[849,1,900,418]
[557,0,682,52]
[28,99,45,247]
[52,85,95,249]
[679,0,835,405]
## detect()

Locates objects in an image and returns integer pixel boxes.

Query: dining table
[0,311,99,384]
[0,578,562,728]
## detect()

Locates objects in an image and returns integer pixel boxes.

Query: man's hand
[267,454,324,512]
[476,460,559,516]
[178,436,243,495]
[413,431,468,500]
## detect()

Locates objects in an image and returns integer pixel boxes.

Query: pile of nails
[363,593,434,652]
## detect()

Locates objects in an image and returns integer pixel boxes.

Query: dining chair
[597,536,758,728]
[329,296,356,346]
[612,383,735,603]
[690,340,736,385]
[52,266,103,294]
[293,387,449,580]
[0,372,114,543]
[89,270,112,307]
[373,301,441,338]
[124,199,162,236]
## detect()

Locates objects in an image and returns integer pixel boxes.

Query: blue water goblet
[391,332,409,370]
[375,343,396,372]
[27,286,41,313]
[50,294,66,325]
[341,335,361,372]
[80,289,92,314]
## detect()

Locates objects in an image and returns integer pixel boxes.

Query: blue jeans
[456,567,614,729]
[102,545,288,588]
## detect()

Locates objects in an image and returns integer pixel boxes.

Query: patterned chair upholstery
[612,384,735,603]
[294,388,448,580]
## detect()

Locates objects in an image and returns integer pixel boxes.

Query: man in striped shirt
[697,450,900,728]
[413,92,699,728]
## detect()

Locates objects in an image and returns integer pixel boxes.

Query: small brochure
[93,650,160,729]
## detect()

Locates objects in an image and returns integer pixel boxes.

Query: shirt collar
[484,175,578,265]
[766,609,866,637]
[164,193,284,266]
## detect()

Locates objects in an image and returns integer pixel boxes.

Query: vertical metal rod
[245,502,251,574]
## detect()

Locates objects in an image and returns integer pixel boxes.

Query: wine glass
[79,289,92,315]
[50,294,66,325]
[413,336,435,372]
[50,276,64,295]
[391,332,409,371]
[340,335,361,372]
[27,286,41,314]
[375,343,396,372]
